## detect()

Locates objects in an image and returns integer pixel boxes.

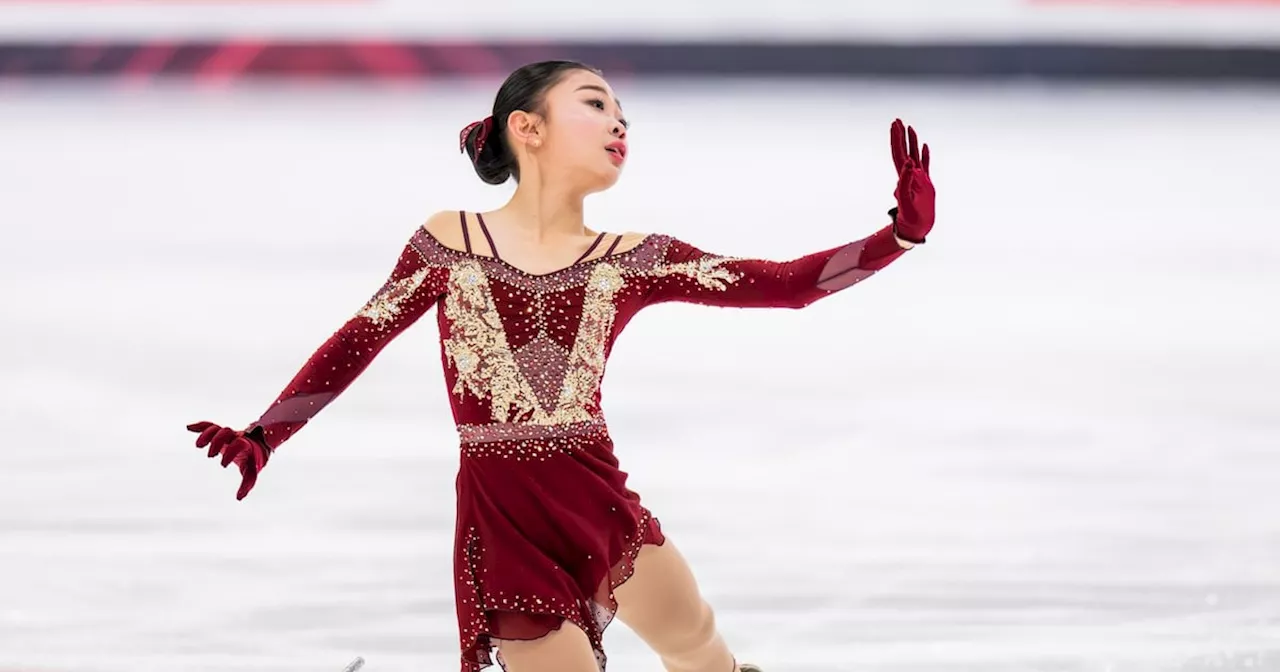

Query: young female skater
[186,60,936,672]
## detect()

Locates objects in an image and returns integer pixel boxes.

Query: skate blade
[341,657,365,672]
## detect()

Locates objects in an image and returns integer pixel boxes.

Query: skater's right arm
[187,218,449,499]
[244,222,449,449]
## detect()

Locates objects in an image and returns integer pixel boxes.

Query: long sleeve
[643,225,907,309]
[245,235,445,449]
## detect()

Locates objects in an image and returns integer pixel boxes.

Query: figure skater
[186,60,936,672]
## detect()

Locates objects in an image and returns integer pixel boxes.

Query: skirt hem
[458,514,667,672]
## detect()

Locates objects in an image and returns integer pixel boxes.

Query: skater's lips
[606,141,627,160]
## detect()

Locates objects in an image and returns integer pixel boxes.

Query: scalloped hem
[458,514,666,672]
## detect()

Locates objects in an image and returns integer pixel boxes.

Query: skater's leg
[494,621,600,672]
[612,540,737,672]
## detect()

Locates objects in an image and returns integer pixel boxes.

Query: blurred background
[2,1,1279,672]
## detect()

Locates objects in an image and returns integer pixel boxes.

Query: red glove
[186,421,271,500]
[888,119,935,244]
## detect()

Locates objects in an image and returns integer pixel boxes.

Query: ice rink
[1,79,1278,672]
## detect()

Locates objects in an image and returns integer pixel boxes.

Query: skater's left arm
[641,227,913,310]
[643,118,935,310]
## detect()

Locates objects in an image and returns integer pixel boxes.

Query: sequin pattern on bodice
[415,228,667,431]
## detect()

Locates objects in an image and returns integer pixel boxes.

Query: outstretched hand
[889,119,935,245]
[186,421,271,500]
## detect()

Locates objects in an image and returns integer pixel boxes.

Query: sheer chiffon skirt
[453,424,666,672]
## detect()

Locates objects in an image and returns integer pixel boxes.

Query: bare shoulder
[612,231,655,254]
[421,210,466,249]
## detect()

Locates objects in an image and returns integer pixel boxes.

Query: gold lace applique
[441,260,629,426]
[649,255,743,291]
[441,261,542,424]
[555,264,625,422]
[357,266,434,328]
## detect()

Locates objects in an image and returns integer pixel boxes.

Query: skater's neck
[498,174,589,243]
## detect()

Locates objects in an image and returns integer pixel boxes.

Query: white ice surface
[1,80,1278,672]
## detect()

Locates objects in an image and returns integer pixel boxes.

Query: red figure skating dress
[240,212,908,671]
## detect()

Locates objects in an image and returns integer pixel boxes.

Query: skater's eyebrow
[575,84,622,109]
[575,84,627,128]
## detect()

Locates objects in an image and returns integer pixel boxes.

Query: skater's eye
[585,97,628,129]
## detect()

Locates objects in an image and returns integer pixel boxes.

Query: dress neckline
[418,226,655,279]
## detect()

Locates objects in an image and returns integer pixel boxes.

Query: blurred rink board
[0,0,1277,79]
[0,0,1279,44]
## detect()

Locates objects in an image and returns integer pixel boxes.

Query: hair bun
[462,118,512,185]
[462,60,601,186]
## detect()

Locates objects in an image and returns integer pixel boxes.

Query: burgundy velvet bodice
[245,221,906,449]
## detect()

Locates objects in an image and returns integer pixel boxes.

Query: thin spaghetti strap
[573,232,608,265]
[602,234,624,257]
[459,211,473,254]
[475,212,501,260]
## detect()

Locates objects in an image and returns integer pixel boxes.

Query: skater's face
[509,70,629,194]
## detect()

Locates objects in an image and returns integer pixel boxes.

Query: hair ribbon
[459,116,494,162]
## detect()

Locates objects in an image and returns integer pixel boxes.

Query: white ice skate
[341,657,365,672]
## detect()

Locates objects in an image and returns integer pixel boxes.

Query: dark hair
[462,60,602,185]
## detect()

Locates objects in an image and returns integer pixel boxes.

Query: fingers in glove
[922,143,931,174]
[187,421,215,435]
[896,158,915,196]
[236,468,256,499]
[194,424,221,448]
[220,438,248,468]
[208,427,238,458]
[236,467,258,501]
[890,119,907,173]
[908,126,920,165]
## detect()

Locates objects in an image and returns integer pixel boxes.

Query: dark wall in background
[1,40,1277,82]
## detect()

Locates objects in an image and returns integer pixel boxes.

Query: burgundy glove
[186,421,271,500]
[888,119,936,244]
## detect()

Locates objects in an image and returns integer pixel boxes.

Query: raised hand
[186,421,271,500]
[889,119,935,245]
